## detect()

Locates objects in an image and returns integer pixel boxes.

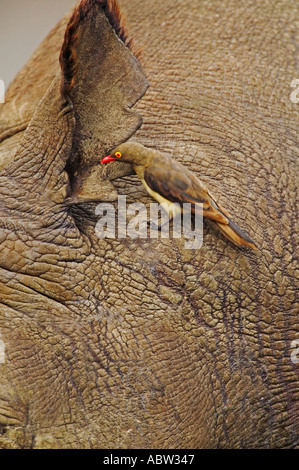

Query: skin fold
[0,0,298,449]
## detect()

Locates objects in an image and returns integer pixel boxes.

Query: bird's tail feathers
[214,218,258,250]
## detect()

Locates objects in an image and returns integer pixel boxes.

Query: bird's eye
[115,152,122,158]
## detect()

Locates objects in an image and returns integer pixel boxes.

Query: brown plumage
[101,142,258,250]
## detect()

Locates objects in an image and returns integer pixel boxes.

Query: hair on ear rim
[59,0,132,98]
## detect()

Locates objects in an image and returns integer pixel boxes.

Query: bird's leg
[147,219,169,232]
[148,212,181,232]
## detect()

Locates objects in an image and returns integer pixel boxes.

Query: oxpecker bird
[101,142,257,250]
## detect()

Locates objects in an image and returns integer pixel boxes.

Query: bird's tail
[195,191,258,250]
[213,218,258,250]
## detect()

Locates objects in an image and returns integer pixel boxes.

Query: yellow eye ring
[115,152,122,158]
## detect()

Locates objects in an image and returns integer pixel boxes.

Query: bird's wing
[143,157,229,224]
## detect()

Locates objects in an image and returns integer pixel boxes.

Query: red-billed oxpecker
[101,142,257,250]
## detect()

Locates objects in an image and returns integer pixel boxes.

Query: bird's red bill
[101,155,117,164]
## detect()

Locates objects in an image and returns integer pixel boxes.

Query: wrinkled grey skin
[0,0,298,449]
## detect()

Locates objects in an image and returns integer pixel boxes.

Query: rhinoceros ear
[6,0,148,204]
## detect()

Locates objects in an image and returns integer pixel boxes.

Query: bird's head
[101,142,149,167]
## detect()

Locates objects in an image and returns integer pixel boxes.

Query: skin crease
[0,0,298,449]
